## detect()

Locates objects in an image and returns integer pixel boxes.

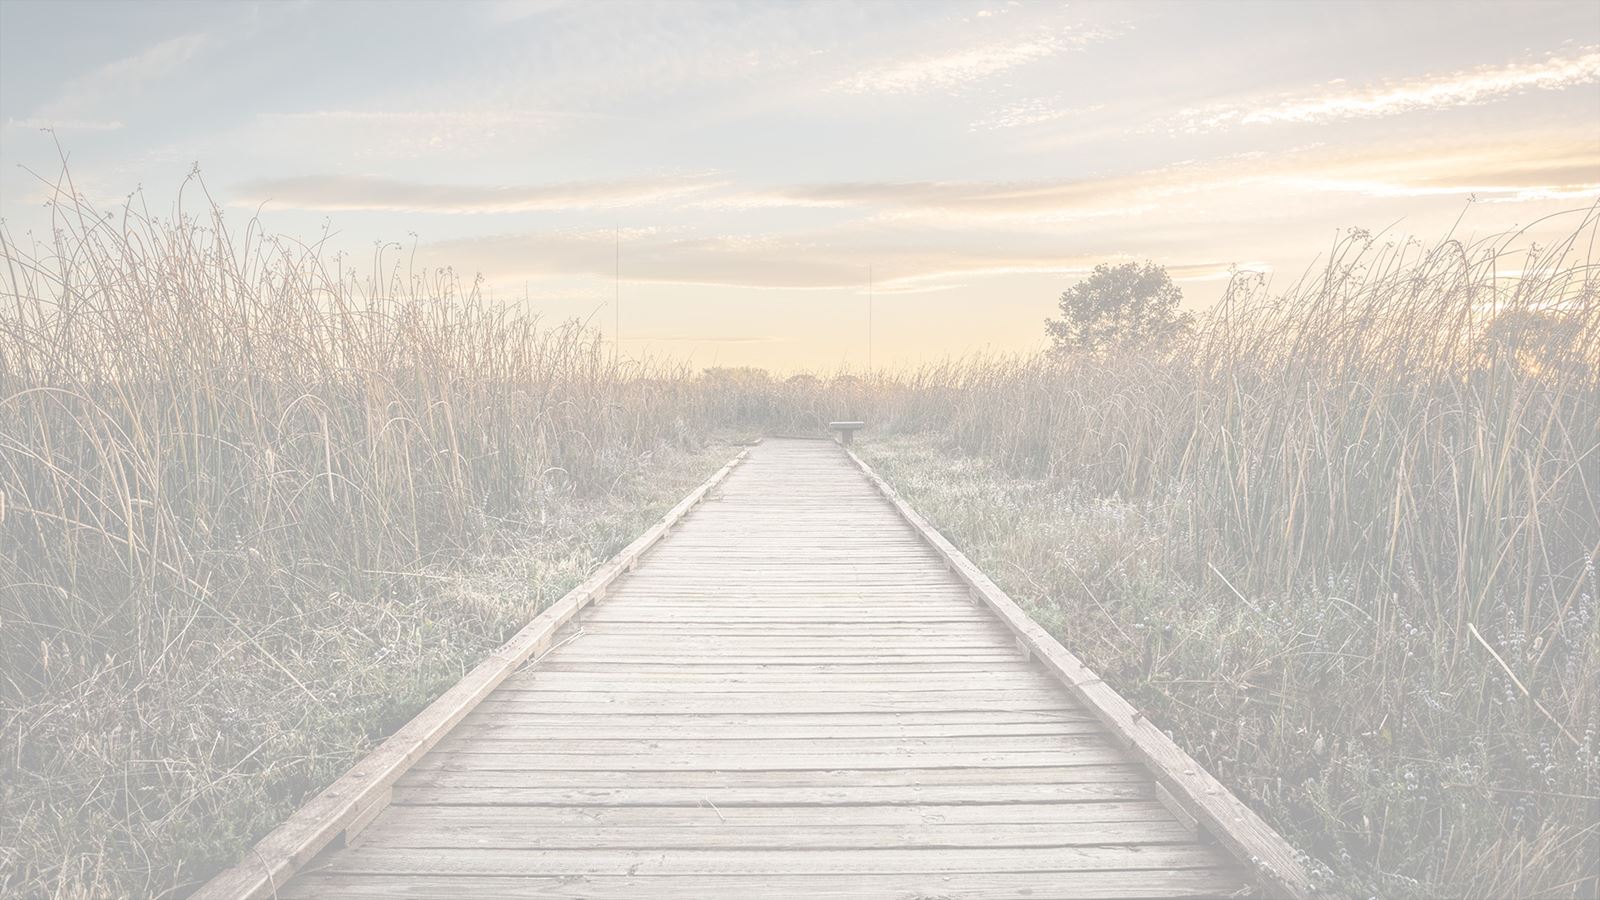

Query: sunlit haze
[2,0,1597,370]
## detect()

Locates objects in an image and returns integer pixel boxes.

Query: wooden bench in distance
[827,420,865,445]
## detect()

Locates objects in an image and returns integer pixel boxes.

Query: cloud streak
[713,136,1599,223]
[234,174,719,213]
[718,174,1167,219]
[33,33,211,123]
[1171,46,1600,131]
[835,25,1118,96]
[5,118,124,132]
[430,227,1298,295]
[428,227,1094,290]
[969,99,1104,132]
[637,333,782,344]
[240,108,594,159]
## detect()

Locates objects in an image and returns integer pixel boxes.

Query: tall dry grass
[843,215,1600,898]
[0,171,746,897]
[3,162,1595,899]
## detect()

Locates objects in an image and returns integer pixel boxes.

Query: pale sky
[2,0,1597,371]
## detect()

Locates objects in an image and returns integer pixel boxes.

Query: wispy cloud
[428,227,1094,290]
[969,98,1104,132]
[835,25,1119,96]
[710,136,1599,223]
[5,118,124,132]
[234,174,719,213]
[1170,46,1600,131]
[1281,138,1600,201]
[1171,261,1274,283]
[258,109,578,127]
[637,333,781,344]
[708,167,1209,220]
[32,32,211,123]
[423,137,1595,293]
[242,108,588,159]
[485,0,570,25]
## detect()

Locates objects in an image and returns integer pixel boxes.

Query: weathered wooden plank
[311,844,1232,876]
[566,627,1008,639]
[396,765,1149,787]
[401,748,1132,772]
[356,800,1182,828]
[488,687,1073,701]
[574,612,995,623]
[524,639,1024,652]
[470,696,1075,714]
[583,605,986,613]
[355,818,1198,849]
[502,669,1049,682]
[439,732,1108,749]
[456,707,1098,725]
[495,653,1030,666]
[579,606,982,614]
[534,658,1033,670]
[447,720,1104,739]
[279,869,1254,900]
[502,671,1063,689]
[569,624,1004,637]
[389,782,1160,806]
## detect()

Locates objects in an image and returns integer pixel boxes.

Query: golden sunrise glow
[3,1,1596,370]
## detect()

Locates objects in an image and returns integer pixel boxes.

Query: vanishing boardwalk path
[218,439,1309,899]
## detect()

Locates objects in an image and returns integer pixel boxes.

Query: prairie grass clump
[854,213,1600,898]
[0,172,734,898]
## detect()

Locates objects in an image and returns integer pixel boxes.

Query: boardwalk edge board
[843,446,1320,900]
[189,447,751,900]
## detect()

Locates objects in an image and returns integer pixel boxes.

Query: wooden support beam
[337,786,390,848]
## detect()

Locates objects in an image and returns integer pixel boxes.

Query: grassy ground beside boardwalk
[0,439,731,899]
[857,433,1597,900]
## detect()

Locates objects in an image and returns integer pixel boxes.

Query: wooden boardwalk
[203,438,1311,900]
